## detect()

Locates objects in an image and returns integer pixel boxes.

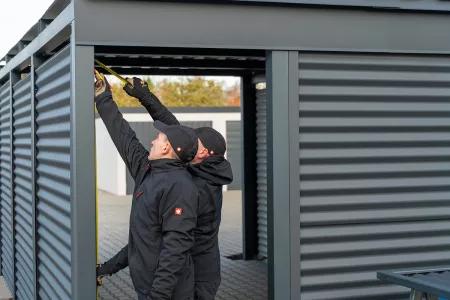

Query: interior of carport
[93,46,269,300]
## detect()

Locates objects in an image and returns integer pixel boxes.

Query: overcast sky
[0,0,239,87]
[0,0,55,59]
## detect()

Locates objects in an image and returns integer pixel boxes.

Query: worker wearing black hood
[94,74,200,300]
[123,77,233,300]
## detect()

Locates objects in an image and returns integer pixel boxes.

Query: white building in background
[95,107,242,196]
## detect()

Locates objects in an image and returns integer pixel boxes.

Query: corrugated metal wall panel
[256,88,267,257]
[0,80,14,291]
[35,46,71,299]
[226,121,241,190]
[12,75,34,300]
[125,121,213,195]
[298,53,450,300]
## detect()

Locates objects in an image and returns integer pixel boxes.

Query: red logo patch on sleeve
[175,208,182,216]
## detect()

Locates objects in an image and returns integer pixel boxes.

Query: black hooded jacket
[140,95,233,300]
[95,90,199,300]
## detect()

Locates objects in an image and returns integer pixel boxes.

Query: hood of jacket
[188,155,233,185]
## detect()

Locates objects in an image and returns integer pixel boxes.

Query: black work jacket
[96,92,199,300]
[140,94,233,300]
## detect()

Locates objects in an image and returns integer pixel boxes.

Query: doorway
[93,46,268,300]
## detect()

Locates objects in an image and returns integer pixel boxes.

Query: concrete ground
[97,190,268,300]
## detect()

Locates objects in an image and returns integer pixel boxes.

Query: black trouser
[137,293,194,300]
[136,292,148,300]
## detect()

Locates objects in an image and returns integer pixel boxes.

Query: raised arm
[95,74,149,181]
[150,181,199,299]
[123,77,180,126]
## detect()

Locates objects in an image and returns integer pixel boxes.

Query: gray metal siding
[0,81,13,291]
[12,74,34,300]
[76,0,450,54]
[226,121,241,190]
[298,53,450,300]
[35,46,72,299]
[125,121,213,195]
[256,88,267,258]
[154,0,450,11]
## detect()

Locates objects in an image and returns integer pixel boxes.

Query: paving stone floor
[97,190,268,300]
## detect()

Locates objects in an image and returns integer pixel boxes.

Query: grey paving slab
[0,277,12,300]
[97,190,268,300]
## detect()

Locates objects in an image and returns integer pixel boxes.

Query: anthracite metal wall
[255,88,267,258]
[35,45,72,299]
[12,73,34,300]
[0,79,13,293]
[4,1,450,299]
[226,121,242,190]
[298,53,450,299]
[0,41,95,299]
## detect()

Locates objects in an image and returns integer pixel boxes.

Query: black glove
[96,263,112,286]
[123,77,158,107]
[94,73,112,103]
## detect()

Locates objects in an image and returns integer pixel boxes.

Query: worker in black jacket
[94,73,200,300]
[122,77,233,300]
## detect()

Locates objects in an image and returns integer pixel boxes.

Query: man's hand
[123,77,154,106]
[96,263,112,286]
[94,72,112,103]
[123,76,180,125]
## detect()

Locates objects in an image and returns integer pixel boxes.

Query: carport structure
[2,0,450,300]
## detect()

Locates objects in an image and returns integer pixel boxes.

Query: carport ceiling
[93,46,266,76]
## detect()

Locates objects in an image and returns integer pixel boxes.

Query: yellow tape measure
[94,59,131,87]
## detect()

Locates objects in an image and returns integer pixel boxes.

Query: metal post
[288,51,301,300]
[266,51,301,300]
[31,54,43,300]
[241,73,259,260]
[410,290,424,300]
[9,70,20,298]
[69,24,97,300]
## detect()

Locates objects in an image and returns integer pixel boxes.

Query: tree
[143,76,155,91]
[110,76,156,107]
[224,83,240,106]
[108,76,239,107]
[157,77,224,107]
[110,83,140,107]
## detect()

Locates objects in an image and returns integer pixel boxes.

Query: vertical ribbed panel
[12,75,34,300]
[256,88,268,257]
[298,53,450,300]
[226,121,242,190]
[35,46,71,299]
[0,80,14,291]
